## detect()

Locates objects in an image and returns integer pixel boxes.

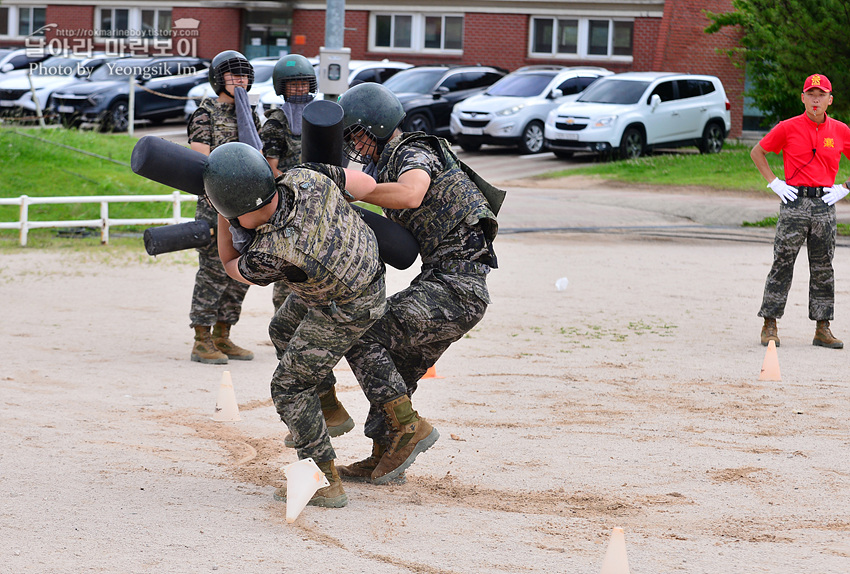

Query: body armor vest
[379,133,498,259]
[251,168,381,305]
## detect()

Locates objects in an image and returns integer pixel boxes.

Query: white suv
[450,65,611,154]
[544,72,731,159]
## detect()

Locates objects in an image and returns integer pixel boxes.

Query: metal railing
[0,191,198,246]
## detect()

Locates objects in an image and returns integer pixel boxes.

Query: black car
[50,56,209,131]
[381,65,506,138]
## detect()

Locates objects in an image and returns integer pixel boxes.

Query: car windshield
[485,73,556,97]
[32,56,83,75]
[254,66,274,84]
[577,79,651,104]
[383,69,445,94]
[88,60,152,81]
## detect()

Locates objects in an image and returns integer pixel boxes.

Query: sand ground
[2,178,849,574]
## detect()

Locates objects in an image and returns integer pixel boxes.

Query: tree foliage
[706,0,850,127]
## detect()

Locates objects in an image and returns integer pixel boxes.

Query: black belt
[795,186,826,198]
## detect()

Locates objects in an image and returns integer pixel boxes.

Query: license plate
[462,127,483,135]
[560,133,579,141]
[0,100,15,107]
[57,105,75,113]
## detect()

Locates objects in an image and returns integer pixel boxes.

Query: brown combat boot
[337,441,408,484]
[760,318,780,347]
[212,322,254,361]
[273,459,348,508]
[371,395,439,485]
[284,387,355,448]
[813,320,844,349]
[191,326,228,364]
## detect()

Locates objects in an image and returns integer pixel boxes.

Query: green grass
[541,143,850,192]
[0,127,195,244]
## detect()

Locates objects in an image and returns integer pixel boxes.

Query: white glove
[767,177,798,204]
[822,184,850,206]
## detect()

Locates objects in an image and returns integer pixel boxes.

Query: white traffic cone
[600,527,631,574]
[283,458,329,524]
[212,370,241,422]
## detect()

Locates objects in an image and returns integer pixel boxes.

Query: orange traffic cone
[600,527,631,574]
[422,365,443,379]
[759,340,781,381]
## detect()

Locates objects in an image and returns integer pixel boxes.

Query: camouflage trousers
[268,274,386,463]
[759,197,836,321]
[328,267,489,446]
[272,281,292,313]
[189,234,250,327]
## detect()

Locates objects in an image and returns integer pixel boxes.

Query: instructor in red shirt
[751,73,850,349]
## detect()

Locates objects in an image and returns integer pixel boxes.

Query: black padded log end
[131,136,208,196]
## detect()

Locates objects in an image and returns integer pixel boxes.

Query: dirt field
[2,180,849,573]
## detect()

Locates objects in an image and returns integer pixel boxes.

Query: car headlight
[496,104,525,117]
[593,116,616,128]
[88,92,106,105]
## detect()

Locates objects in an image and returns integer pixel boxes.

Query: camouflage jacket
[238,165,382,306]
[377,132,498,262]
[259,108,302,170]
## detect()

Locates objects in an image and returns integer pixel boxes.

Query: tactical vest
[251,168,381,305]
[378,133,498,259]
[264,108,302,170]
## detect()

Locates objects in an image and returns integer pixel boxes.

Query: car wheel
[518,121,545,154]
[619,127,645,160]
[553,149,574,159]
[404,112,432,134]
[458,139,481,152]
[102,100,129,132]
[698,121,725,154]
[59,113,81,129]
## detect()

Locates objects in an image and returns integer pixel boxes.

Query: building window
[0,7,9,36]
[18,6,46,36]
[372,13,463,52]
[96,7,172,38]
[530,17,633,60]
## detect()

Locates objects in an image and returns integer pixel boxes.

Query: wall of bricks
[172,8,242,59]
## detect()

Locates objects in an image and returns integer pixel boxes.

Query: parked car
[382,65,507,137]
[450,65,612,154]
[260,58,411,109]
[0,54,116,118]
[184,59,276,120]
[50,56,209,131]
[0,48,52,75]
[544,72,731,159]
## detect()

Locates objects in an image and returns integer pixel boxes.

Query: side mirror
[0,63,14,73]
[549,89,563,99]
[650,93,661,110]
[433,86,449,99]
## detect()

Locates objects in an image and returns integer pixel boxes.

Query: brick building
[0,0,745,136]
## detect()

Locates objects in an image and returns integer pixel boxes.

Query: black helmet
[209,50,254,96]
[203,142,276,219]
[338,83,405,163]
[273,54,317,103]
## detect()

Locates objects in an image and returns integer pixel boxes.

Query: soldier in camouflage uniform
[753,73,850,349]
[187,51,261,364]
[329,83,500,485]
[259,54,318,312]
[204,141,385,508]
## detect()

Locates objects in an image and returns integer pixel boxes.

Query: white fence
[0,191,198,246]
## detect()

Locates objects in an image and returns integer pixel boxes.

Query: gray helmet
[203,142,276,219]
[209,50,254,96]
[338,83,405,163]
[273,54,317,103]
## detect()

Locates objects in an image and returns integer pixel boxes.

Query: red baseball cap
[803,74,832,93]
